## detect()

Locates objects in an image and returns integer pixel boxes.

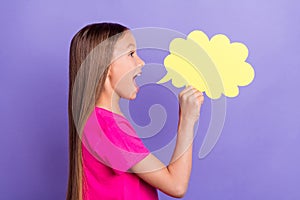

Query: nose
[136,55,145,68]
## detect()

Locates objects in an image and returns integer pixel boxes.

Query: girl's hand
[178,85,204,124]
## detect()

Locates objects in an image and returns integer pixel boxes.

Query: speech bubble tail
[157,74,171,84]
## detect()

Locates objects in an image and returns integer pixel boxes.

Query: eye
[129,51,135,57]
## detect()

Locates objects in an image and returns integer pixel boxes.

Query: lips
[133,71,142,79]
[132,72,142,89]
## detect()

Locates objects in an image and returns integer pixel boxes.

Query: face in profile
[107,30,145,100]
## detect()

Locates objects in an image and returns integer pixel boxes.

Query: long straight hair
[67,22,128,200]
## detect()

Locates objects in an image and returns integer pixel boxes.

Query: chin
[121,88,138,100]
[129,90,138,100]
[129,94,137,100]
[121,93,136,100]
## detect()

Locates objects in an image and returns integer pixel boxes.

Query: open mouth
[132,72,142,89]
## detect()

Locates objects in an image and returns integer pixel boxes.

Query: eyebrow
[127,43,136,49]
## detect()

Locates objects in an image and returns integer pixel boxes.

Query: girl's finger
[184,87,198,97]
[194,91,203,97]
[194,92,204,101]
[179,85,194,97]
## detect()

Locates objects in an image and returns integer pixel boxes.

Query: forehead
[113,31,136,53]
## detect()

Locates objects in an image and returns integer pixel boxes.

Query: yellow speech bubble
[157,30,255,99]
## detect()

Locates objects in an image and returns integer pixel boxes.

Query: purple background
[1,0,300,199]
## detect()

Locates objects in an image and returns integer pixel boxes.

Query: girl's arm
[130,86,204,198]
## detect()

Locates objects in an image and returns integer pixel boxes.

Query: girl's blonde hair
[67,22,128,200]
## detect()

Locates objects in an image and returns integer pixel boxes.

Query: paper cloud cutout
[157,30,255,99]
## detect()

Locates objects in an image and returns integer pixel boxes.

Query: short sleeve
[82,109,150,173]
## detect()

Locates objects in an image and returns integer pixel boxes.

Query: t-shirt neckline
[95,106,127,120]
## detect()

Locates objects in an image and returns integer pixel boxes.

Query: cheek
[110,68,134,95]
[110,62,126,84]
[109,60,136,98]
[111,68,130,87]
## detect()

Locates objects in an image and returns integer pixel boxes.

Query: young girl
[66,22,204,200]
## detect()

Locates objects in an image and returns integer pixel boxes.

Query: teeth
[133,73,142,79]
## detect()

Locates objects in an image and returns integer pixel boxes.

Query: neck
[96,88,123,116]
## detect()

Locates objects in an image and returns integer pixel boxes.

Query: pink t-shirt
[81,106,158,200]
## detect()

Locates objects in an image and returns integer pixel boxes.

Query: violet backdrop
[0,0,299,199]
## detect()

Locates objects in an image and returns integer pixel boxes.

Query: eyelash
[129,51,135,57]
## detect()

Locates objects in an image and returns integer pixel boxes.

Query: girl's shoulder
[94,106,136,137]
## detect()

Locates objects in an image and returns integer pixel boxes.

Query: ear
[106,65,112,79]
[102,65,112,90]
